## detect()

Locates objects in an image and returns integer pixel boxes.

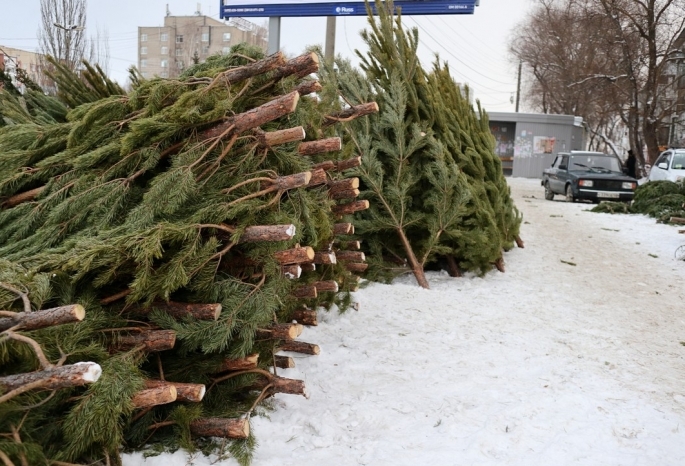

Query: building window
[140,47,147,55]
[222,47,230,55]
[161,33,169,42]
[177,61,184,69]
[176,35,183,43]
[223,32,231,42]
[176,48,182,56]
[141,33,148,42]
[202,46,209,55]
[161,59,168,68]
[161,46,168,55]
[140,59,147,68]
[142,72,149,78]
[202,32,209,42]
[160,71,168,78]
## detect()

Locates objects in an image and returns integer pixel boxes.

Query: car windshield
[570,155,621,173]
[671,153,685,170]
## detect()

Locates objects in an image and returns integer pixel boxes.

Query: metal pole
[515,61,522,112]
[268,17,281,55]
[325,16,337,63]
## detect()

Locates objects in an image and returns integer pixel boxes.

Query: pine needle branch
[0,282,31,313]
[3,331,52,369]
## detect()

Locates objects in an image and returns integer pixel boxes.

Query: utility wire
[409,16,514,86]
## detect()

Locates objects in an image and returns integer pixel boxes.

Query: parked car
[647,148,685,183]
[541,151,638,203]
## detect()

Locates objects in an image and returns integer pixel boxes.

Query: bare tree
[38,0,88,72]
[510,0,685,172]
[590,0,685,165]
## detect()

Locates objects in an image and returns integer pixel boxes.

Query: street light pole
[515,61,522,112]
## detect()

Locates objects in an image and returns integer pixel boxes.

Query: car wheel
[544,182,554,200]
[565,184,575,203]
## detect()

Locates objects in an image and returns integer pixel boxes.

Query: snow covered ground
[124,177,685,466]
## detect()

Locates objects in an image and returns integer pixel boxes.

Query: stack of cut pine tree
[0,45,374,465]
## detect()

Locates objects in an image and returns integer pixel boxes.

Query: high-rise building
[137,14,268,79]
[0,46,47,93]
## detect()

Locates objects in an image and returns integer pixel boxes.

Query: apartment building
[0,46,46,93]
[138,15,268,79]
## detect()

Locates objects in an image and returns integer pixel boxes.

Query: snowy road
[126,177,685,466]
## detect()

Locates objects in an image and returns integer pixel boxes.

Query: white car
[648,148,685,183]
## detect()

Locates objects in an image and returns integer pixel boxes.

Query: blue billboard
[220,0,479,18]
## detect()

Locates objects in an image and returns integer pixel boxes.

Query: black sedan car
[541,151,638,203]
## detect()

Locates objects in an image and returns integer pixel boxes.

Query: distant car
[541,151,638,203]
[647,148,685,183]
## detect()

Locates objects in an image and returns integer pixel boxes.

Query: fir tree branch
[9,425,28,466]
[0,450,16,466]
[3,331,53,369]
[196,133,239,181]
[0,379,50,404]
[0,282,31,313]
[188,124,236,170]
[13,390,56,411]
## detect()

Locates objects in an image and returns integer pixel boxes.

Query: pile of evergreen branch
[592,180,685,223]
[317,0,522,288]
[0,45,371,465]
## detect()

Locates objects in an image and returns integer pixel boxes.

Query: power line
[408,17,514,86]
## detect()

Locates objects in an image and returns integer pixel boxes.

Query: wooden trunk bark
[273,171,312,190]
[333,223,354,235]
[297,137,342,156]
[344,262,369,273]
[270,52,320,81]
[323,102,379,127]
[136,302,221,321]
[221,52,285,84]
[295,80,323,96]
[278,340,320,355]
[144,380,206,402]
[494,257,505,273]
[445,255,462,277]
[273,355,296,369]
[215,353,259,372]
[308,168,328,186]
[397,227,430,289]
[313,280,339,293]
[256,323,303,340]
[131,385,177,408]
[292,285,317,299]
[312,160,336,171]
[291,308,318,326]
[200,91,300,140]
[114,330,176,352]
[313,251,336,264]
[256,126,306,147]
[0,304,85,332]
[335,251,365,262]
[239,224,296,243]
[300,262,316,272]
[669,217,685,225]
[336,156,363,171]
[515,235,525,248]
[281,265,302,279]
[330,188,360,200]
[0,362,101,392]
[328,178,359,194]
[337,240,361,250]
[190,417,250,439]
[274,246,315,265]
[332,200,370,215]
[251,375,307,397]
[1,186,45,209]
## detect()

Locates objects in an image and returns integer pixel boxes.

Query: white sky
[0,1,532,112]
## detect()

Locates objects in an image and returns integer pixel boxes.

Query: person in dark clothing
[626,150,637,178]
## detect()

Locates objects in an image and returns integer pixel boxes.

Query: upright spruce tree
[322,0,521,287]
